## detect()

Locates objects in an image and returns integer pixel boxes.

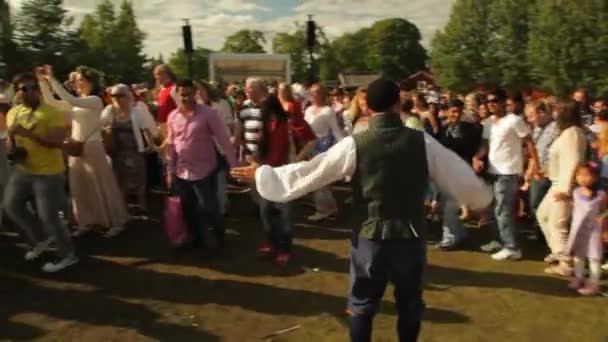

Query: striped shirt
[238,100,264,154]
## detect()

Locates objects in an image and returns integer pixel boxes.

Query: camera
[7,138,28,165]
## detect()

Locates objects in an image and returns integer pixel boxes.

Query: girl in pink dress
[567,163,607,295]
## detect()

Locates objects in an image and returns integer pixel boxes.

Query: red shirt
[284,101,302,119]
[263,116,316,167]
[157,82,176,123]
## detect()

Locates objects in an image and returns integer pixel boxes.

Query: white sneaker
[307,211,336,222]
[72,226,92,237]
[491,248,522,261]
[602,262,608,271]
[104,226,124,238]
[480,240,502,253]
[24,238,53,261]
[42,255,79,273]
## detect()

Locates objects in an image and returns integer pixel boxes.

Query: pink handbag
[163,196,190,246]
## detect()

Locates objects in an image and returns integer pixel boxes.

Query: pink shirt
[166,104,237,181]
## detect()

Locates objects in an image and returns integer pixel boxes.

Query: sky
[8,0,456,57]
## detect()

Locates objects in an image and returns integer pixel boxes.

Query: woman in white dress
[304,84,345,221]
[40,65,128,238]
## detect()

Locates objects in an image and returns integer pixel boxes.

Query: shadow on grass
[0,275,220,341]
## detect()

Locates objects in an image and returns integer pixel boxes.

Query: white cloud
[9,0,455,57]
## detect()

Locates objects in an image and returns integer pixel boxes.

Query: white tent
[208,53,291,83]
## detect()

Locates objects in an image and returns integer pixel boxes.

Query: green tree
[365,18,428,79]
[221,29,266,53]
[168,47,213,81]
[431,0,493,92]
[0,0,18,78]
[112,0,147,83]
[13,0,77,78]
[272,22,336,82]
[485,0,532,91]
[272,27,307,82]
[78,0,117,76]
[77,0,147,84]
[331,29,372,74]
[527,0,608,97]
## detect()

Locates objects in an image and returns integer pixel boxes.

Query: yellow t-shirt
[6,103,66,175]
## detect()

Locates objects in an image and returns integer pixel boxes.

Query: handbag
[63,122,104,157]
[163,196,190,247]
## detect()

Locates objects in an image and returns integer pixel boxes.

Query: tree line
[0,0,429,85]
[431,0,608,97]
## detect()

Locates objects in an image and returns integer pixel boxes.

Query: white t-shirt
[304,105,344,140]
[483,113,531,175]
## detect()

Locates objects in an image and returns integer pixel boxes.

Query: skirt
[69,141,129,228]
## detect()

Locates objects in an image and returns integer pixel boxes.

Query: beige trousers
[536,185,571,255]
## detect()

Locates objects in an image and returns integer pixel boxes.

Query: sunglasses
[17,84,40,92]
[110,94,127,98]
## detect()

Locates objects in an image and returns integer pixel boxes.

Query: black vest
[351,113,429,240]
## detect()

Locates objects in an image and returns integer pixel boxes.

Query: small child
[567,163,607,295]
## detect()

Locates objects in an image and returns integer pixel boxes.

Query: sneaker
[42,255,79,273]
[24,238,53,261]
[480,241,502,253]
[72,226,92,237]
[568,278,585,290]
[307,211,336,222]
[491,248,522,261]
[104,226,125,238]
[578,281,600,296]
[275,252,290,266]
[256,244,274,257]
[602,262,608,271]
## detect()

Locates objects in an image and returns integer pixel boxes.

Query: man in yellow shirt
[4,72,77,273]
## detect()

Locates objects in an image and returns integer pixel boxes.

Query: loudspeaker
[306,19,316,49]
[182,25,193,54]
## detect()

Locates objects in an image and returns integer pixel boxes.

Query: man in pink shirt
[166,79,237,254]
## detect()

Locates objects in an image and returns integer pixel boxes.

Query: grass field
[1,189,607,342]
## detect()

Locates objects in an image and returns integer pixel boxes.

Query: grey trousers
[3,168,74,257]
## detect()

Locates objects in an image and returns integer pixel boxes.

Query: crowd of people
[1,64,607,289]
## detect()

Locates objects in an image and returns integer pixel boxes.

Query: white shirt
[483,113,531,175]
[41,78,104,142]
[101,102,159,152]
[255,132,492,210]
[304,105,344,141]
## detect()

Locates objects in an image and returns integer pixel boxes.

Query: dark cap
[329,88,344,96]
[488,89,508,103]
[366,78,399,112]
[447,99,464,109]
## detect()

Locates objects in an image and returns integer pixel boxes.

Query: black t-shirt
[439,121,482,165]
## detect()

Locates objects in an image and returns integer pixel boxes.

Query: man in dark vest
[231,79,492,341]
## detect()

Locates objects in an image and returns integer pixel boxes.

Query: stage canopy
[208,53,291,83]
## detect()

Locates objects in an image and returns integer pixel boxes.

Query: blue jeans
[493,175,519,249]
[440,200,466,246]
[529,177,551,217]
[258,199,293,253]
[3,168,74,257]
[173,174,224,247]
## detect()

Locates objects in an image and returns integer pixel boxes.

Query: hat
[366,79,399,112]
[110,84,131,96]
